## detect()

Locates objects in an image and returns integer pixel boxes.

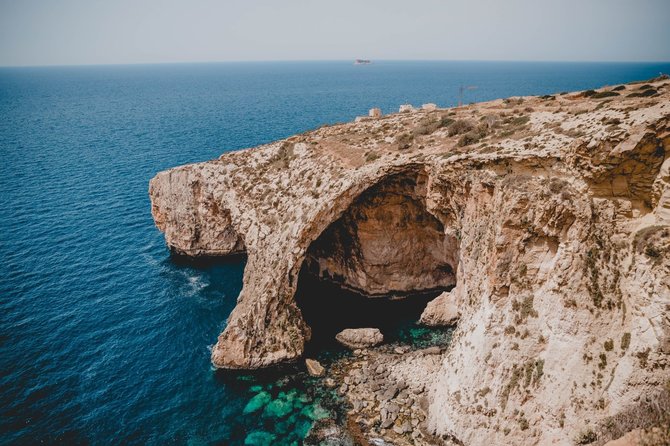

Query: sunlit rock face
[303,170,457,297]
[150,78,670,445]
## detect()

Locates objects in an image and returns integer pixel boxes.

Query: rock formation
[150,78,670,444]
[305,358,325,377]
[335,328,384,349]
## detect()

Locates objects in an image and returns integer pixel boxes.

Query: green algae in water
[243,391,271,414]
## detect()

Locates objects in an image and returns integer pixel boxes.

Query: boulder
[305,358,325,377]
[335,328,384,349]
[419,290,460,326]
[398,104,414,113]
[369,108,382,118]
[421,103,437,111]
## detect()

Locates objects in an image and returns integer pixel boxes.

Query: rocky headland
[150,77,670,445]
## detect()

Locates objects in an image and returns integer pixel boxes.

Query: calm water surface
[1,61,669,445]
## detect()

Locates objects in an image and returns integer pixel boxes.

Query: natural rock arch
[294,168,459,344]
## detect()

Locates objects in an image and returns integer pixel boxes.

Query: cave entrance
[295,170,458,352]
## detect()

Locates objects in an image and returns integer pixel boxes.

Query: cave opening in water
[295,170,459,353]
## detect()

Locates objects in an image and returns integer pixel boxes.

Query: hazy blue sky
[1,0,669,66]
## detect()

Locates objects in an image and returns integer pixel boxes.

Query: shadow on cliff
[169,251,248,268]
[295,269,452,355]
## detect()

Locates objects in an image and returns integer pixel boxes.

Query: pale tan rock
[336,328,384,349]
[149,78,670,445]
[419,290,460,326]
[604,430,642,446]
[399,104,414,113]
[421,103,437,111]
[305,358,325,377]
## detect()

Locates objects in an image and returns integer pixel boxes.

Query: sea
[1,60,669,445]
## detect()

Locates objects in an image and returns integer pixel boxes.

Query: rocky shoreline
[302,328,453,446]
[329,346,444,446]
[151,77,670,444]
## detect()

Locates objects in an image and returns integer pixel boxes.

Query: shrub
[412,116,442,136]
[447,119,475,136]
[621,332,631,350]
[510,115,530,126]
[396,132,413,150]
[576,429,598,444]
[582,90,597,97]
[636,348,651,368]
[645,245,660,258]
[612,85,626,91]
[592,91,620,98]
[628,89,657,98]
[598,353,607,370]
[439,116,455,128]
[604,339,614,351]
[458,130,482,146]
[518,416,529,430]
[364,152,380,162]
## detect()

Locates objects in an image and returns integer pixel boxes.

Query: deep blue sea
[1,60,669,445]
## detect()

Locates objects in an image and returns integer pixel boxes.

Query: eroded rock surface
[150,78,670,444]
[336,328,384,349]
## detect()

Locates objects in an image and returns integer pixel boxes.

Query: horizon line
[2,58,670,69]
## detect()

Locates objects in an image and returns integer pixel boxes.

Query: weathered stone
[422,346,441,355]
[305,358,325,377]
[393,420,412,434]
[420,289,460,326]
[369,108,382,118]
[381,386,399,401]
[150,79,670,445]
[335,328,384,349]
[304,418,355,446]
[394,346,410,355]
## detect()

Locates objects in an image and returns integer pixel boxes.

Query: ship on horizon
[354,59,371,65]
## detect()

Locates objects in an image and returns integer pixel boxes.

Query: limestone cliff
[150,78,670,445]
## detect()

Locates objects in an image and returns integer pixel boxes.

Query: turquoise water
[1,61,669,445]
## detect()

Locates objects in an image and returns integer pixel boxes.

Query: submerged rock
[335,328,384,349]
[263,398,293,418]
[243,391,271,414]
[244,431,276,446]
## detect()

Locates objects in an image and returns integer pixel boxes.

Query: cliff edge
[150,79,670,444]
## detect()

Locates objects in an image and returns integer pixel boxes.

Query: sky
[0,0,669,66]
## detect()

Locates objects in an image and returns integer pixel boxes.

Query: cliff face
[149,79,670,444]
